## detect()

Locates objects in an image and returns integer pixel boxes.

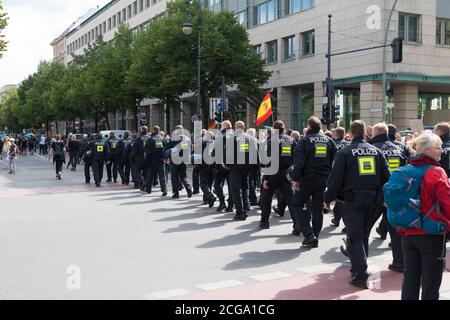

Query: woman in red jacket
[401,132,450,300]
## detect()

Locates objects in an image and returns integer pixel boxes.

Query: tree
[0,87,20,131]
[128,0,271,129]
[0,0,8,57]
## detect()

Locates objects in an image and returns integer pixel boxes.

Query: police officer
[291,116,337,247]
[130,126,150,190]
[259,120,298,229]
[91,133,111,187]
[165,125,193,199]
[388,124,411,160]
[324,120,390,289]
[227,121,257,221]
[144,126,167,196]
[106,132,123,183]
[370,122,407,273]
[213,121,234,212]
[434,122,450,178]
[80,134,95,184]
[128,132,139,188]
[117,131,132,185]
[246,128,260,207]
[198,130,216,207]
[330,127,350,228]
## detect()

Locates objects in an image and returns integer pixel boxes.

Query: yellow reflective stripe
[358,156,376,175]
[282,146,291,155]
[96,145,104,152]
[181,143,189,148]
[388,158,400,172]
[155,141,163,148]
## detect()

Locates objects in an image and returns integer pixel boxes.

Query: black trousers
[276,189,287,214]
[401,235,446,300]
[333,200,344,225]
[118,160,131,184]
[260,171,298,224]
[200,165,214,200]
[146,159,167,193]
[68,153,78,170]
[377,212,388,238]
[170,163,191,194]
[84,160,93,183]
[342,191,378,279]
[213,168,233,205]
[106,157,119,181]
[229,167,249,214]
[293,175,327,238]
[133,160,145,187]
[92,159,105,184]
[55,160,63,175]
[192,165,200,193]
[248,165,259,205]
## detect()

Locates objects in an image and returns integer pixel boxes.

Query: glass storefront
[292,85,314,131]
[338,89,360,130]
[418,93,450,119]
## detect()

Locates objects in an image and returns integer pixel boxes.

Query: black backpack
[53,142,64,159]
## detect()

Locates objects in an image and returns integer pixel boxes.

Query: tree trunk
[165,103,171,133]
[94,114,99,133]
[121,110,126,130]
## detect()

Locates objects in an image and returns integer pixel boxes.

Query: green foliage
[0,0,8,57]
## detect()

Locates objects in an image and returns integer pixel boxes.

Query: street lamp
[182,0,203,127]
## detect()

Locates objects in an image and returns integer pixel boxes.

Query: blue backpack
[384,165,445,234]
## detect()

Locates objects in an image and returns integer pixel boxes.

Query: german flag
[256,92,273,127]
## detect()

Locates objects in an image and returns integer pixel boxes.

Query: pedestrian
[397,132,450,300]
[324,120,390,289]
[433,122,450,178]
[39,134,46,155]
[80,134,95,184]
[67,134,81,171]
[49,134,65,180]
[92,133,111,187]
[130,126,150,189]
[144,126,168,196]
[7,138,17,174]
[106,132,122,183]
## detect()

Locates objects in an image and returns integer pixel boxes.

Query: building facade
[53,0,450,132]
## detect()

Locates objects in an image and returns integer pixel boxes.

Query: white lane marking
[196,280,243,291]
[142,288,190,300]
[297,263,346,274]
[249,272,291,282]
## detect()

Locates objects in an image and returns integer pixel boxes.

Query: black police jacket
[324,137,390,204]
[440,134,450,177]
[118,138,132,162]
[145,134,166,161]
[292,128,337,181]
[165,134,191,160]
[80,141,94,161]
[389,135,411,160]
[130,133,150,163]
[226,129,258,169]
[264,133,294,174]
[91,140,111,161]
[334,138,350,153]
[371,134,407,172]
[108,138,123,159]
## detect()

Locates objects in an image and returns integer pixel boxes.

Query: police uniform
[198,136,216,206]
[118,137,132,185]
[80,139,94,183]
[227,129,257,220]
[439,133,450,178]
[291,128,337,243]
[91,139,111,186]
[144,133,167,195]
[107,136,123,183]
[371,133,407,270]
[259,132,298,228]
[213,129,234,212]
[165,134,192,198]
[324,136,390,287]
[331,138,350,227]
[130,132,150,189]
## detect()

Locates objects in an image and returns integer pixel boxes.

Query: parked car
[99,130,131,139]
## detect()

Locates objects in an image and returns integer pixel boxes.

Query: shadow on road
[223,248,304,270]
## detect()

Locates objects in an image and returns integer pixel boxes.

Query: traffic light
[322,104,330,124]
[331,105,340,123]
[214,111,222,123]
[391,38,403,63]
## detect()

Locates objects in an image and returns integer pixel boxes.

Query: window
[437,18,450,46]
[128,5,132,18]
[146,0,150,8]
[123,9,127,21]
[399,13,420,43]
[139,0,144,12]
[133,1,138,15]
[103,22,106,33]
[284,0,313,15]
[113,15,116,28]
[236,10,246,27]
[266,40,278,64]
[117,12,122,24]
[302,30,315,56]
[108,18,112,31]
[254,0,278,26]
[253,44,262,55]
[283,35,296,60]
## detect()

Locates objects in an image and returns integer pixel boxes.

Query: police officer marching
[117,131,132,185]
[291,116,337,248]
[324,120,390,289]
[130,126,150,190]
[144,126,168,196]
[91,133,111,188]
[80,133,95,184]
[107,131,123,183]
[259,120,298,229]
[198,130,216,207]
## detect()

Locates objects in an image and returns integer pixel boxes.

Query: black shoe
[342,227,347,234]
[349,276,369,289]
[292,229,301,236]
[95,183,101,187]
[113,180,117,183]
[193,190,200,195]
[85,181,90,184]
[106,179,112,183]
[388,263,404,273]
[250,201,258,207]
[208,197,216,208]
[172,193,180,199]
[340,245,349,258]
[233,213,247,221]
[331,218,339,227]
[225,204,234,213]
[388,242,392,248]
[162,192,167,197]
[376,227,387,240]
[244,205,251,212]
[302,234,318,248]
[259,221,270,229]
[187,188,193,198]
[217,201,227,212]
[146,189,152,194]
[272,205,285,217]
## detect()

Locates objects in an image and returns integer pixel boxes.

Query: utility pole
[326,14,333,130]
[221,76,226,123]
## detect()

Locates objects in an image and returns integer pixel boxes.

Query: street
[1,154,450,300]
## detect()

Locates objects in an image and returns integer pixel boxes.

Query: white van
[100,130,131,139]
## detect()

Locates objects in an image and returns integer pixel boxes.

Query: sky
[0,0,110,88]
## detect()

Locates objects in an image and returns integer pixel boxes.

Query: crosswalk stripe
[196,280,243,291]
[249,272,291,282]
[142,288,190,300]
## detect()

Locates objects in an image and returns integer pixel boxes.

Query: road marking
[297,263,346,274]
[440,291,450,300]
[196,280,243,291]
[249,272,291,282]
[142,288,190,300]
